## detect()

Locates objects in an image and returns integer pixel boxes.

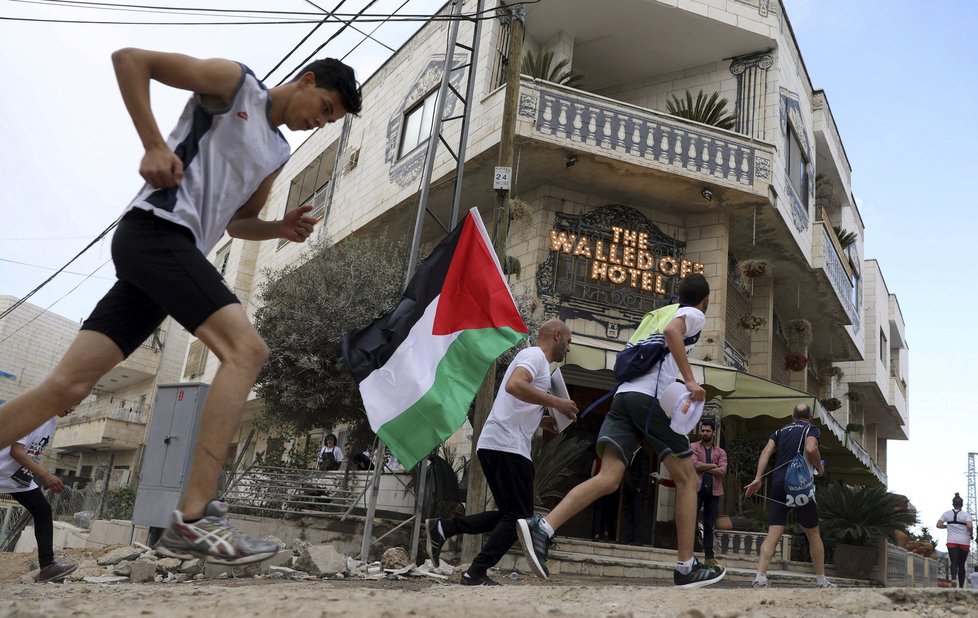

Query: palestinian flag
[341,208,528,470]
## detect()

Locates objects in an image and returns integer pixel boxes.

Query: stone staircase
[495,537,878,587]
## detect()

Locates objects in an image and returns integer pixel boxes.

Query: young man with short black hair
[744,404,836,588]
[517,273,725,588]
[0,49,361,565]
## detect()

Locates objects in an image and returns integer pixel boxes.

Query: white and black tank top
[124,64,291,254]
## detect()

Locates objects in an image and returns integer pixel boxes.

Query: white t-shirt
[617,306,705,398]
[939,508,973,546]
[477,347,551,461]
[0,418,58,494]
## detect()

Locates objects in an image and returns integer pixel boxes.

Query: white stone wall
[0,296,79,404]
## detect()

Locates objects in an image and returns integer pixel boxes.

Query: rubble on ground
[30,542,460,585]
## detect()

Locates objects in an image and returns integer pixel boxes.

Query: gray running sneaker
[157,500,283,565]
[752,576,770,588]
[816,579,838,588]
[517,515,552,579]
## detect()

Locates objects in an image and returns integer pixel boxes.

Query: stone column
[683,213,730,365]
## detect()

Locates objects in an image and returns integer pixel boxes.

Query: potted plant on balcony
[817,482,918,579]
[784,319,813,348]
[667,90,737,130]
[823,366,844,382]
[737,258,770,279]
[521,50,585,88]
[820,397,842,412]
[785,353,808,372]
[738,315,767,331]
[845,391,862,403]
[904,527,937,557]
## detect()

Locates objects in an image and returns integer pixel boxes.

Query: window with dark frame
[398,90,439,159]
[879,328,887,365]
[786,125,809,206]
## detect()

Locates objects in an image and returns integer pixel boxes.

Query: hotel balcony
[53,398,149,451]
[93,328,166,393]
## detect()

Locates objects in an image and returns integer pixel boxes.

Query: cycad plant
[666,90,737,130]
[531,432,590,507]
[817,482,917,546]
[521,49,585,88]
[833,226,858,250]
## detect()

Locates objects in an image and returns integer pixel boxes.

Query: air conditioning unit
[345,148,361,173]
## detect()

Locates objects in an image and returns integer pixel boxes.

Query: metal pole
[405,0,466,277]
[360,442,387,562]
[448,0,485,226]
[408,458,428,563]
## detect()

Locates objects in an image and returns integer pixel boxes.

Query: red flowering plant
[785,353,808,372]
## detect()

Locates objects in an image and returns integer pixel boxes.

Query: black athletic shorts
[81,209,239,356]
[597,391,692,463]
[768,473,820,529]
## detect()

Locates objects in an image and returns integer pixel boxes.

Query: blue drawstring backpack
[784,425,815,507]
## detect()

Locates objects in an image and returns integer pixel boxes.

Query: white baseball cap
[659,382,705,435]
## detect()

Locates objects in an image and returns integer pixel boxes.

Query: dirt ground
[1,549,976,617]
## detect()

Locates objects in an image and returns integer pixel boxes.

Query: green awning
[562,348,886,485]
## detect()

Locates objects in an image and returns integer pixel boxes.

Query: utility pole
[461,5,525,563]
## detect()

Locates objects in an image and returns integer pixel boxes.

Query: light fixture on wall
[565,154,578,168]
[701,188,714,201]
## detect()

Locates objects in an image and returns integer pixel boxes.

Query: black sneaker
[516,515,552,579]
[674,559,726,589]
[426,518,445,568]
[460,571,501,586]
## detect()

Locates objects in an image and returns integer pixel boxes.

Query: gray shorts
[597,391,692,463]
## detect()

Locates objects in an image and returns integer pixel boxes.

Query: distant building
[0,296,78,408]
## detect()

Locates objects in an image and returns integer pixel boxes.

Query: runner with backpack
[743,403,837,588]
[516,273,726,589]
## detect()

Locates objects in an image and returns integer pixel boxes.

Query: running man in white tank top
[0,49,362,566]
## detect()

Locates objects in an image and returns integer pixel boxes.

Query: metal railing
[60,399,149,427]
[819,223,859,329]
[221,466,375,517]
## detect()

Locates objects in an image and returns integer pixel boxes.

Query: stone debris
[51,539,456,586]
[294,544,348,577]
[96,547,143,566]
[380,547,409,570]
[81,576,130,584]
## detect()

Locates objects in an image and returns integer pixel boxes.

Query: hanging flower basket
[785,353,808,372]
[845,391,862,402]
[821,397,842,412]
[737,258,771,279]
[784,319,813,348]
[738,315,767,331]
[826,366,845,381]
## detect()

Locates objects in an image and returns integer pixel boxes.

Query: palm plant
[521,49,585,88]
[833,226,858,250]
[531,432,590,507]
[666,90,737,130]
[817,482,917,546]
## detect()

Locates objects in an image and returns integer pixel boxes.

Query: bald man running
[426,319,578,586]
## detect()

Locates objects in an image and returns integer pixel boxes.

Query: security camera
[701,188,713,201]
[565,154,578,168]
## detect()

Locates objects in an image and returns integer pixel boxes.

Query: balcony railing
[524,81,775,194]
[818,223,859,330]
[60,399,149,427]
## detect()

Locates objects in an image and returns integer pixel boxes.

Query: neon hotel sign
[548,225,705,294]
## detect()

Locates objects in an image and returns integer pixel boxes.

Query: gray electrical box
[132,383,209,528]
